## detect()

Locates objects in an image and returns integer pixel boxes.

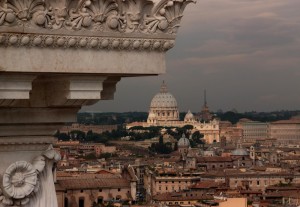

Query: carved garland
[0,0,195,34]
[0,146,60,206]
[0,33,175,50]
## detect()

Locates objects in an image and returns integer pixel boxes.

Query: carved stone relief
[0,0,195,33]
[0,0,195,50]
[0,146,60,206]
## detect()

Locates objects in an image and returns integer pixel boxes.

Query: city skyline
[83,0,300,113]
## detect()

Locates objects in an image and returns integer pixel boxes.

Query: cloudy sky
[83,0,300,113]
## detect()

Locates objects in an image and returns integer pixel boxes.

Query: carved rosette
[0,146,60,206]
[0,0,195,50]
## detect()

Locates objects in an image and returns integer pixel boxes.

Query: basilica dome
[231,140,249,156]
[150,83,178,108]
[184,110,195,122]
[178,134,190,148]
[147,81,179,124]
[231,148,249,156]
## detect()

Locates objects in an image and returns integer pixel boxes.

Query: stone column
[0,0,195,206]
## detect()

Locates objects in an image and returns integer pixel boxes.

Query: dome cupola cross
[160,81,168,93]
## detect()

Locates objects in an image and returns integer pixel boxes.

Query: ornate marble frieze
[0,0,195,50]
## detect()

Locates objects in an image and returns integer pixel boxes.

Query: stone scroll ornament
[0,146,60,207]
[0,0,195,50]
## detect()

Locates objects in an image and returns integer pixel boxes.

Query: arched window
[98,196,103,204]
[79,197,84,207]
[64,197,69,207]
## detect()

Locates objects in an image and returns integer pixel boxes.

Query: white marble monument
[0,0,195,206]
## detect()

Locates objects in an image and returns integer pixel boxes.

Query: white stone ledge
[0,47,166,74]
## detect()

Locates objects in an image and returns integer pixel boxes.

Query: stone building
[219,121,243,143]
[249,142,278,165]
[194,119,220,143]
[177,134,191,156]
[153,191,212,206]
[55,141,116,156]
[230,141,252,168]
[196,156,233,170]
[237,119,269,143]
[145,173,201,196]
[201,172,300,192]
[56,174,135,207]
[60,123,118,134]
[269,117,300,145]
[227,173,300,192]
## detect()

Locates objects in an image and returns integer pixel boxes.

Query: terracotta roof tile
[57,177,130,190]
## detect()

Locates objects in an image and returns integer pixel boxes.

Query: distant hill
[77,110,300,125]
[77,112,148,125]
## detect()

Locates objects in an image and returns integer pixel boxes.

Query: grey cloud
[83,0,300,113]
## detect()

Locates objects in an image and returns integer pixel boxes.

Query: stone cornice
[0,0,195,50]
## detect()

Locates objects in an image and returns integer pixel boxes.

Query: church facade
[127,82,220,143]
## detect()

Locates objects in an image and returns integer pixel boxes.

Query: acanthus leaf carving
[147,0,196,34]
[120,0,153,32]
[67,0,92,30]
[0,1,16,25]
[7,0,45,21]
[0,0,195,35]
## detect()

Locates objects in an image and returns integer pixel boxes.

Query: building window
[99,189,102,192]
[166,187,168,190]
[79,197,84,207]
[80,190,84,193]
[118,188,121,192]
[98,197,103,204]
[257,181,260,186]
[64,198,69,207]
